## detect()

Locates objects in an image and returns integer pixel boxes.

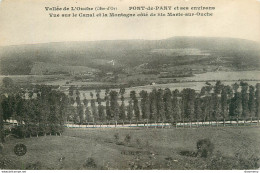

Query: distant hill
[0,37,259,75]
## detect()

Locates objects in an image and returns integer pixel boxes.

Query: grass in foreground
[1,126,260,170]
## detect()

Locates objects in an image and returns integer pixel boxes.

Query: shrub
[124,134,131,144]
[11,126,26,138]
[114,133,119,142]
[83,157,97,169]
[179,150,197,157]
[196,138,214,158]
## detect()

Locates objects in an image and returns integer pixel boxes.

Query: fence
[65,119,259,129]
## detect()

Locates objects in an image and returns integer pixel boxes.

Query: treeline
[0,85,69,139]
[0,80,260,141]
[67,81,260,125]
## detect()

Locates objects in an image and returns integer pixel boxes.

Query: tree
[69,86,74,97]
[76,89,80,97]
[130,91,140,122]
[164,88,173,122]
[144,94,151,123]
[194,97,202,125]
[70,97,75,105]
[83,98,89,107]
[119,87,125,96]
[240,82,249,120]
[201,96,211,123]
[110,90,120,122]
[229,92,242,121]
[119,88,126,124]
[58,94,69,133]
[27,99,37,137]
[90,98,98,122]
[200,86,207,96]
[226,85,234,99]
[38,87,51,136]
[76,95,81,106]
[255,84,260,123]
[149,89,158,122]
[85,107,91,122]
[1,95,15,121]
[15,94,26,124]
[98,105,105,124]
[0,95,5,142]
[172,89,181,124]
[248,85,256,119]
[47,91,60,135]
[96,89,103,123]
[77,104,84,124]
[1,85,70,137]
[232,83,239,93]
[157,89,165,123]
[221,86,228,125]
[96,89,101,104]
[211,93,221,124]
[182,88,195,123]
[105,95,111,122]
[214,81,224,95]
[139,90,149,120]
[127,100,134,124]
[90,92,94,99]
[119,100,126,124]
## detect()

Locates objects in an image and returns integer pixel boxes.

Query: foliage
[0,85,69,139]
[114,133,119,142]
[196,139,214,158]
[1,80,260,142]
[124,134,131,144]
[83,157,97,169]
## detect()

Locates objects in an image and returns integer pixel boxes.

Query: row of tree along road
[0,77,260,142]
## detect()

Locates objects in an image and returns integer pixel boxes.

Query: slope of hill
[0,37,259,75]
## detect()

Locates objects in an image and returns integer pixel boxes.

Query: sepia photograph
[0,0,260,170]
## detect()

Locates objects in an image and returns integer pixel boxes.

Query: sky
[0,0,259,47]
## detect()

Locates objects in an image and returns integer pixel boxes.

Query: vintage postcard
[0,0,260,170]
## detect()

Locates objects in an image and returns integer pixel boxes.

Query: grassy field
[1,126,260,170]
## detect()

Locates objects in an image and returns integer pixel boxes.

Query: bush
[179,150,197,157]
[83,157,97,169]
[114,133,119,142]
[11,126,27,138]
[124,134,131,144]
[196,139,214,158]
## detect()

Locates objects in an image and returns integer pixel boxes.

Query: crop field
[62,80,260,103]
[184,71,260,81]
[1,126,260,170]
[60,71,260,101]
[0,75,67,86]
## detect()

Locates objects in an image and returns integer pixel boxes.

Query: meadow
[1,126,260,170]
